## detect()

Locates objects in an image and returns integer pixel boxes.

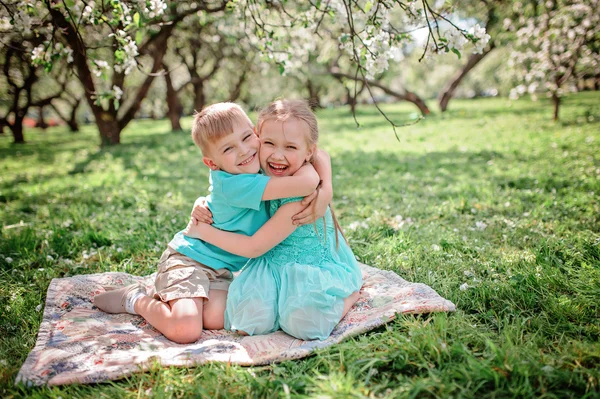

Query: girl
[185,99,362,340]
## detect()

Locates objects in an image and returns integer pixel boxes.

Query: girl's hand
[191,197,213,225]
[292,185,332,225]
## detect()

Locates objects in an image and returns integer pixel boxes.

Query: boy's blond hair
[191,103,252,155]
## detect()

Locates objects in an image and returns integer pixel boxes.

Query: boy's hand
[191,197,213,225]
[183,218,208,239]
[292,185,332,225]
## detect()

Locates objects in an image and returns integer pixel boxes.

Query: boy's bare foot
[93,283,146,314]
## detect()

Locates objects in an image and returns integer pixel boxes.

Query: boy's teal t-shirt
[168,170,270,272]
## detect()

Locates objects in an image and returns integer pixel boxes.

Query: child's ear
[203,157,219,171]
[306,144,317,162]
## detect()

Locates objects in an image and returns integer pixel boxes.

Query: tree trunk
[164,68,182,131]
[228,71,247,103]
[68,101,80,132]
[306,80,322,110]
[10,118,25,144]
[96,112,121,145]
[37,106,48,129]
[193,81,206,113]
[345,83,365,113]
[348,89,357,114]
[552,93,560,121]
[438,45,495,112]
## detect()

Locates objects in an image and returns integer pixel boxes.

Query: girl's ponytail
[329,205,348,249]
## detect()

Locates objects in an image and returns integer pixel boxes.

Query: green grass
[1,92,599,398]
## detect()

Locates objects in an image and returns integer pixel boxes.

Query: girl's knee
[228,299,277,336]
[280,307,338,341]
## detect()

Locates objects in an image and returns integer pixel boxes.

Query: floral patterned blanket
[17,264,455,386]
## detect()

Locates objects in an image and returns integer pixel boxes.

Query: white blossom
[63,46,74,63]
[82,1,95,22]
[146,0,168,18]
[14,6,32,35]
[509,0,599,104]
[445,28,468,51]
[475,221,488,231]
[115,37,139,75]
[0,16,11,31]
[389,215,414,230]
[31,45,45,62]
[91,60,109,77]
[112,85,124,101]
[348,221,369,231]
[469,24,491,54]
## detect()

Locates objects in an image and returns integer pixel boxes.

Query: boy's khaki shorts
[153,246,233,302]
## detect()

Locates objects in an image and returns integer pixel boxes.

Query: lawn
[1,92,599,398]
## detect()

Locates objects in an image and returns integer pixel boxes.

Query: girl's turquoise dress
[224,197,363,340]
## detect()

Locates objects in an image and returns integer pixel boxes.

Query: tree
[437,0,515,111]
[3,1,228,145]
[8,1,489,142]
[50,86,84,132]
[237,0,489,131]
[508,0,600,120]
[0,36,63,143]
[159,8,258,130]
[162,61,183,131]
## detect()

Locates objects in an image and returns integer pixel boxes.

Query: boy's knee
[164,318,203,344]
[203,289,227,330]
[202,306,224,330]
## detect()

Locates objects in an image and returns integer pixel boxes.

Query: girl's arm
[184,201,305,258]
[261,163,320,200]
[313,149,333,201]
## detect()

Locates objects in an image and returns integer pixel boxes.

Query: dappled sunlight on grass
[1,92,599,397]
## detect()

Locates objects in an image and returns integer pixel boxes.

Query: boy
[93,103,332,343]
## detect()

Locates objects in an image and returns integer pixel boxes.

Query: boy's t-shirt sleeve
[220,173,271,210]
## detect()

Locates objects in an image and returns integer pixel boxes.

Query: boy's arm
[261,163,320,200]
[292,149,334,225]
[184,201,304,258]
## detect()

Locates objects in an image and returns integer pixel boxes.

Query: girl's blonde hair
[258,99,347,247]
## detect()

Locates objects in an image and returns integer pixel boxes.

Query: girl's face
[259,118,314,177]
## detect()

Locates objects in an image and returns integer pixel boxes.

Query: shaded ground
[1,92,599,398]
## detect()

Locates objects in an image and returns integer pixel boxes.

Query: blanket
[16,263,455,386]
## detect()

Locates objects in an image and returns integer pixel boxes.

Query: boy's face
[203,118,260,175]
